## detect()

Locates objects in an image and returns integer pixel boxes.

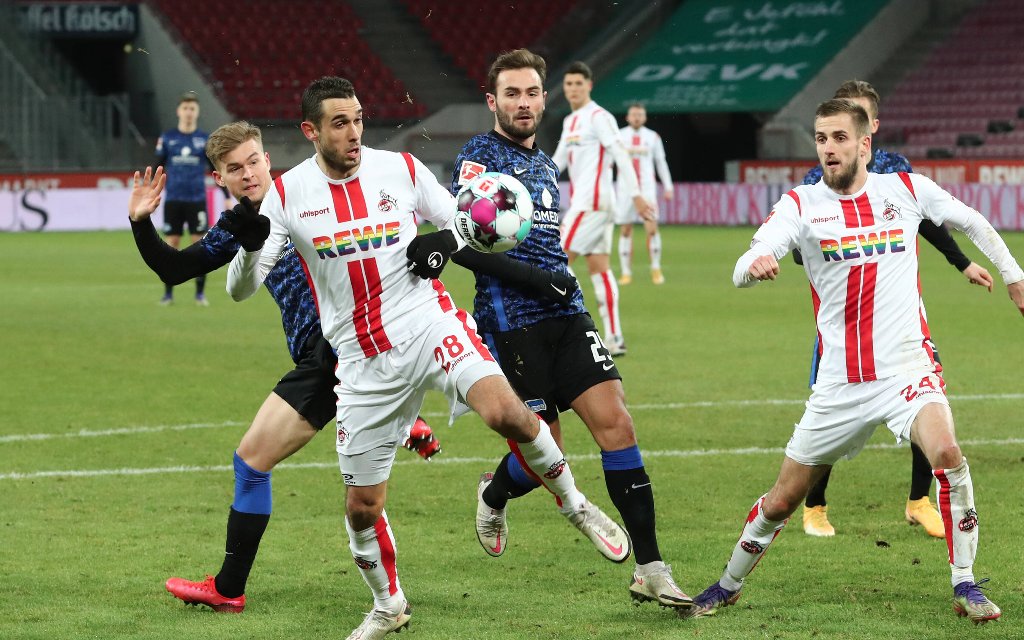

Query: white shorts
[335,308,503,486]
[561,208,613,255]
[785,369,948,466]
[614,189,659,225]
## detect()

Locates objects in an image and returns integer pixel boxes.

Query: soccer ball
[453,172,533,253]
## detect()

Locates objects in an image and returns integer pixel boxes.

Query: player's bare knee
[480,394,533,440]
[346,495,384,530]
[592,411,636,450]
[762,487,802,520]
[931,443,963,470]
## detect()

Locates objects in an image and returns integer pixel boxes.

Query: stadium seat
[149,0,426,122]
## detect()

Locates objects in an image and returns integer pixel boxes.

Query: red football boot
[403,417,441,460]
[165,575,245,613]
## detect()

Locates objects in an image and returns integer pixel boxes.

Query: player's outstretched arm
[451,248,577,305]
[916,174,1024,313]
[918,219,992,289]
[1008,281,1024,316]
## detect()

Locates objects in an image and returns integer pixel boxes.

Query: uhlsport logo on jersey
[959,508,978,532]
[543,458,567,479]
[820,229,905,262]
[352,556,378,570]
[740,540,765,555]
[313,221,401,259]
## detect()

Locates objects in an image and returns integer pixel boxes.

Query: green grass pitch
[1,226,1022,639]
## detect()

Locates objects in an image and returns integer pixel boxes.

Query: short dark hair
[487,48,547,94]
[627,102,646,111]
[179,91,199,105]
[301,76,356,126]
[815,98,870,137]
[833,80,880,119]
[565,61,592,81]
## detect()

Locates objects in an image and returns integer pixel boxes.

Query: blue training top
[201,226,322,363]
[156,128,209,202]
[451,131,586,333]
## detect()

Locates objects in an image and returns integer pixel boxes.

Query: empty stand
[881,0,1024,159]
[401,0,578,89]
[151,0,426,121]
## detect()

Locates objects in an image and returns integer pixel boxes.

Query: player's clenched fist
[216,196,270,251]
[406,229,458,279]
[748,255,780,281]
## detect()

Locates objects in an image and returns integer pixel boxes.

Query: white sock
[720,496,787,592]
[512,418,586,512]
[345,511,405,612]
[618,234,633,277]
[934,457,977,587]
[648,232,662,270]
[590,271,622,342]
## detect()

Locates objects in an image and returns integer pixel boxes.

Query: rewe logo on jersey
[820,229,905,262]
[312,221,401,259]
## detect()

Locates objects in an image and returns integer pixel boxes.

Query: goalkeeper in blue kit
[442,49,694,611]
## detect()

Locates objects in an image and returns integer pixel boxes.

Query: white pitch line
[0,420,249,444]
[4,393,1022,445]
[2,437,1023,482]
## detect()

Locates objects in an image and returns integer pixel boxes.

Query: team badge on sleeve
[458,160,486,185]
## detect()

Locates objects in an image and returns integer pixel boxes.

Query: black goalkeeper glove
[531,270,578,306]
[406,229,459,279]
[216,196,270,252]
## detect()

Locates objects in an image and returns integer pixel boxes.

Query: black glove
[406,229,458,279]
[216,196,270,252]
[792,247,804,266]
[531,270,578,306]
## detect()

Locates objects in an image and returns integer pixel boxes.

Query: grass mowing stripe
[4,393,1021,444]
[4,436,1023,481]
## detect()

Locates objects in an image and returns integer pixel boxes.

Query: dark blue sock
[602,445,661,564]
[232,451,272,515]
[216,452,273,597]
[483,452,540,509]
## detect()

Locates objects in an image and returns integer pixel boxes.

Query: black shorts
[163,200,208,236]
[273,334,338,429]
[484,313,621,424]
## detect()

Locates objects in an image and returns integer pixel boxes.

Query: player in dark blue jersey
[128,122,438,613]
[447,49,693,611]
[154,92,213,305]
[793,81,994,540]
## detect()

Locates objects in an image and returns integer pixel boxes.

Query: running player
[448,48,692,610]
[222,77,627,640]
[552,62,654,356]
[685,99,1022,623]
[795,80,994,539]
[616,103,672,286]
[129,122,439,615]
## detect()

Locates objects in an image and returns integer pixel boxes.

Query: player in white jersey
[552,61,654,356]
[615,104,672,286]
[684,99,1023,624]
[222,77,627,640]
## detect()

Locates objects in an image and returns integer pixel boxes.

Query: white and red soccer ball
[453,172,533,253]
